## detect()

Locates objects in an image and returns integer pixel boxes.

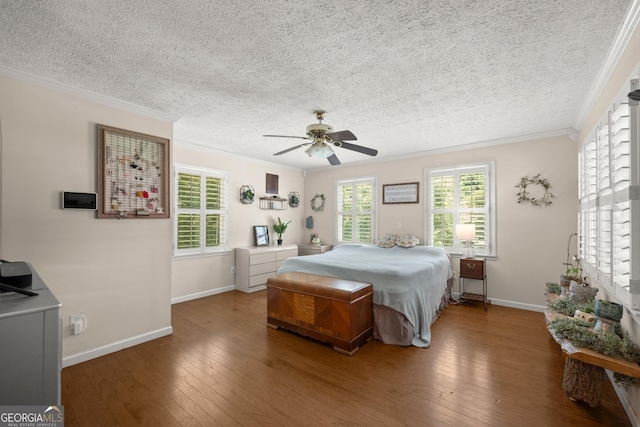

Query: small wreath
[516,174,555,206]
[311,193,326,212]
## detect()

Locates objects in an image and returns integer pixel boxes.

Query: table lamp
[457,224,476,258]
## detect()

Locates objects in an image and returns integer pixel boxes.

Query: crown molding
[573,0,640,130]
[0,65,179,123]
[306,128,574,173]
[173,138,304,172]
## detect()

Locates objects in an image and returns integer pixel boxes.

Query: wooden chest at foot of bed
[266,272,373,355]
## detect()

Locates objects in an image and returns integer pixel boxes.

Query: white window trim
[424,161,496,258]
[578,71,640,314]
[173,163,230,258]
[334,176,377,245]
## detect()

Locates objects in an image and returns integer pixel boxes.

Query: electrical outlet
[70,313,84,335]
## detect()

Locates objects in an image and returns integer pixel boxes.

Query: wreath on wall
[311,193,326,212]
[516,174,555,206]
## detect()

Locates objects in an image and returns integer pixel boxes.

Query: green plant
[549,318,640,363]
[546,282,561,295]
[562,233,584,282]
[273,217,291,240]
[564,265,583,279]
[548,298,594,317]
[242,188,254,200]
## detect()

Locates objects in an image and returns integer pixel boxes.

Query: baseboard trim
[171,285,235,305]
[489,298,546,313]
[62,326,173,368]
[451,294,546,313]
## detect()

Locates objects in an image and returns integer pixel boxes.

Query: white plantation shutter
[175,165,229,255]
[611,100,632,299]
[579,77,639,309]
[336,177,375,243]
[427,162,494,257]
[430,174,455,248]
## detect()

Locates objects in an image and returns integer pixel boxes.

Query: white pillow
[377,234,398,248]
[396,234,420,248]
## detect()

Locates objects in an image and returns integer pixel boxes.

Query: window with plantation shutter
[174,165,229,256]
[336,177,376,244]
[426,162,495,257]
[578,76,639,310]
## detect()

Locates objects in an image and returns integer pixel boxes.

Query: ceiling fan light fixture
[304,141,334,159]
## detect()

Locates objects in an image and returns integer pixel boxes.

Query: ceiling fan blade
[339,141,378,157]
[273,143,310,156]
[327,130,357,141]
[327,153,341,165]
[264,134,311,140]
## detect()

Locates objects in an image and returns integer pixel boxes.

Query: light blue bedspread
[277,244,453,347]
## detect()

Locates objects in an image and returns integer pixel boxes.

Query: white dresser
[235,244,298,293]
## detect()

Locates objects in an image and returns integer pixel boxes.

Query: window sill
[172,250,232,261]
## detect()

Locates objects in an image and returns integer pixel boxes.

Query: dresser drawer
[250,262,277,276]
[250,272,276,287]
[251,252,277,265]
[277,249,298,260]
[460,258,484,280]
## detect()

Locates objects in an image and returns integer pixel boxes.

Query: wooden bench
[545,293,640,407]
[266,272,373,355]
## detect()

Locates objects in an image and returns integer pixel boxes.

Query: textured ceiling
[0,0,633,169]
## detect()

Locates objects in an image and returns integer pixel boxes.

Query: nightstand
[298,244,333,256]
[459,257,490,310]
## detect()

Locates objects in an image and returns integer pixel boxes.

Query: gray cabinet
[0,266,61,405]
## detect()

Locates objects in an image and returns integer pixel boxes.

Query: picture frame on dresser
[254,225,270,246]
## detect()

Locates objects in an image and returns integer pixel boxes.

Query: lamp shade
[456,224,476,241]
[304,141,334,159]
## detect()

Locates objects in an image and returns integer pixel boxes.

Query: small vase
[277,239,282,245]
[594,300,623,321]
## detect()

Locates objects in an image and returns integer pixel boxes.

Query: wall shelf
[259,197,288,210]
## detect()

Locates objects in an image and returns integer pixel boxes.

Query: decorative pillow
[396,234,420,248]
[377,234,398,248]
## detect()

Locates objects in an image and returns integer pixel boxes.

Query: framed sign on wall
[382,182,419,204]
[98,124,170,219]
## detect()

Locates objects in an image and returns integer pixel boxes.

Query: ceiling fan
[264,110,378,165]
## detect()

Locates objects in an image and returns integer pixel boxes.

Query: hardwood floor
[62,291,632,426]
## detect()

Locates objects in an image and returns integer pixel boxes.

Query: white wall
[171,144,306,301]
[0,75,173,363]
[305,135,578,309]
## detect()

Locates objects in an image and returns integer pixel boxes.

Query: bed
[276,243,453,347]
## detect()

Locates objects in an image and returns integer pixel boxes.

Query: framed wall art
[382,182,419,204]
[98,124,170,219]
[266,173,279,194]
[254,225,270,246]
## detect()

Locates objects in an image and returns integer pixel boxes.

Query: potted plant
[240,185,255,204]
[273,217,291,245]
[560,233,584,294]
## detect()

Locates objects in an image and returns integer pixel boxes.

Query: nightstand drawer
[460,258,484,280]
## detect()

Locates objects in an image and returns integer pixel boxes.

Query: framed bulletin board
[382,182,419,204]
[98,125,170,219]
